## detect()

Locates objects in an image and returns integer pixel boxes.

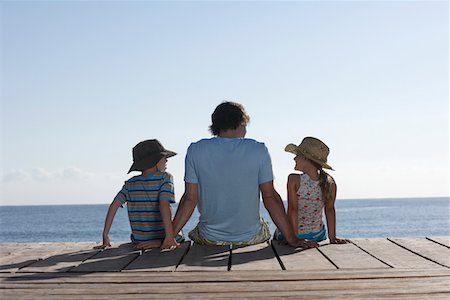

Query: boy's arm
[172,182,198,235]
[159,200,179,250]
[94,198,122,249]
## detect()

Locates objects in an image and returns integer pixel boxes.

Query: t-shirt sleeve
[258,144,274,184]
[184,144,199,184]
[114,183,128,205]
[160,173,176,203]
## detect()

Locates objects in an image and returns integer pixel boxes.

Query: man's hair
[209,101,250,136]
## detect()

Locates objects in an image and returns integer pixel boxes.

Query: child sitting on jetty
[95,139,182,251]
[275,137,350,244]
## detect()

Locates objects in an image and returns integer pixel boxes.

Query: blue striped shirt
[115,172,175,242]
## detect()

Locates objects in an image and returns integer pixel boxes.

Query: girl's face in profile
[156,156,168,172]
[294,154,308,171]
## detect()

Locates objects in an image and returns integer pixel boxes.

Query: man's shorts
[188,218,271,246]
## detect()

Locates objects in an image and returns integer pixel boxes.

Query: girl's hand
[94,236,111,249]
[300,239,319,248]
[330,238,351,244]
[160,237,180,251]
[289,238,319,249]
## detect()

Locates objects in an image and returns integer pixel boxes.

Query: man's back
[184,137,273,242]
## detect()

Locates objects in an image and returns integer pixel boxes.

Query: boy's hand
[160,236,180,251]
[94,236,111,249]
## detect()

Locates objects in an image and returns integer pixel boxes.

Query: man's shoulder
[241,138,269,156]
[242,138,266,147]
[187,138,219,154]
[188,138,214,148]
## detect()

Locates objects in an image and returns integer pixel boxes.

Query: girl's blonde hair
[312,161,335,202]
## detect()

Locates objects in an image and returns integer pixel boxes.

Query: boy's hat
[128,139,176,173]
[285,137,334,170]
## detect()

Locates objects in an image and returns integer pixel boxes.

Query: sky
[1,0,449,206]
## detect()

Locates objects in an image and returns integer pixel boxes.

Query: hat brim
[161,150,177,158]
[285,143,334,170]
[284,143,299,155]
[128,154,161,173]
[128,150,177,173]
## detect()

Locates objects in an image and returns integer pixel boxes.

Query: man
[173,101,317,248]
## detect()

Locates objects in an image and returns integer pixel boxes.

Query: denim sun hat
[128,139,177,173]
[285,137,334,170]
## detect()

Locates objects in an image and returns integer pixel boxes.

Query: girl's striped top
[114,172,175,242]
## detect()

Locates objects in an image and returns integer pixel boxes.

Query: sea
[0,197,449,243]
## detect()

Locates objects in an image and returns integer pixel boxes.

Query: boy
[95,139,181,251]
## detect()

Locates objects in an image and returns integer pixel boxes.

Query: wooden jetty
[1,236,449,299]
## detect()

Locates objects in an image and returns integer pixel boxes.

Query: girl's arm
[287,174,300,237]
[324,183,350,244]
[94,198,122,249]
[160,200,179,250]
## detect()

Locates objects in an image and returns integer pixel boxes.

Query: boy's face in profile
[156,156,168,172]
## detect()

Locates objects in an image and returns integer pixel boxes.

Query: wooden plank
[230,242,281,271]
[352,238,444,269]
[0,244,57,265]
[0,243,95,273]
[390,237,450,267]
[0,257,38,273]
[1,291,450,300]
[123,241,190,272]
[428,236,450,248]
[1,238,449,299]
[3,293,450,300]
[19,248,99,273]
[70,243,140,272]
[1,268,449,283]
[318,242,389,269]
[272,240,336,270]
[176,244,229,271]
[0,243,22,256]
[0,276,449,295]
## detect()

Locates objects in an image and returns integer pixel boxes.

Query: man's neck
[218,131,242,138]
[218,125,246,138]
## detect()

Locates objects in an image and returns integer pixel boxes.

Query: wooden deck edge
[1,268,449,283]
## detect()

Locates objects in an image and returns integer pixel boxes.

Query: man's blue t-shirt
[184,137,274,242]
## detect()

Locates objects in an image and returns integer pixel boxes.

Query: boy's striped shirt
[114,172,175,242]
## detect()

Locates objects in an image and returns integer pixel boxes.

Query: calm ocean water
[0,198,448,243]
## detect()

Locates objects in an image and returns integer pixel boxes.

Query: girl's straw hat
[128,139,177,173]
[285,137,334,170]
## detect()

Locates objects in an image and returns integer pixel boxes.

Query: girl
[276,137,349,244]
